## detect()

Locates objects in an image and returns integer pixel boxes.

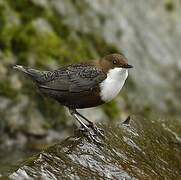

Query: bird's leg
[74,110,93,125]
[69,108,89,131]
[69,108,98,143]
[73,109,105,138]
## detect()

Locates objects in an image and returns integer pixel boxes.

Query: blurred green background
[0,0,181,163]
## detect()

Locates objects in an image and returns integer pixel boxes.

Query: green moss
[11,25,35,56]
[7,0,45,23]
[70,0,89,14]
[35,31,62,63]
[7,24,62,66]
[47,14,70,38]
[0,5,6,50]
[0,80,18,98]
[165,1,175,12]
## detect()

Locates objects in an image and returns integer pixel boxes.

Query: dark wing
[38,64,107,93]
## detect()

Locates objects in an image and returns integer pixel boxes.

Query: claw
[77,125,103,145]
[87,123,105,139]
[85,130,103,145]
[69,108,105,144]
[77,125,89,132]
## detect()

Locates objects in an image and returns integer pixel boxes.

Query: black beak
[123,64,133,69]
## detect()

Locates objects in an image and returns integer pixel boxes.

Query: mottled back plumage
[41,63,106,92]
[14,63,107,92]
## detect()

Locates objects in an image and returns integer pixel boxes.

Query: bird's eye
[113,60,117,65]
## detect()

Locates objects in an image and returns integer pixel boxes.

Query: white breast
[100,68,128,102]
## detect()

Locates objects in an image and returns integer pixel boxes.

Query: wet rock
[9,116,181,179]
[0,146,38,178]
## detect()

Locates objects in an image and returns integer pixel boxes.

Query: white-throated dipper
[13,53,133,142]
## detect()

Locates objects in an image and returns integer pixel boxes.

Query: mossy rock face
[0,0,119,138]
[9,116,181,179]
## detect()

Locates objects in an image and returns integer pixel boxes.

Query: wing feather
[39,64,107,93]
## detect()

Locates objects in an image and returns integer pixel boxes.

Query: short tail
[13,65,44,83]
[13,65,30,74]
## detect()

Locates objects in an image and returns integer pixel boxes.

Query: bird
[13,53,133,142]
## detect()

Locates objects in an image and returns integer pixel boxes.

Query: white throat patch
[100,68,128,102]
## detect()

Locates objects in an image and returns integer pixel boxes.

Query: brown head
[98,53,133,73]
